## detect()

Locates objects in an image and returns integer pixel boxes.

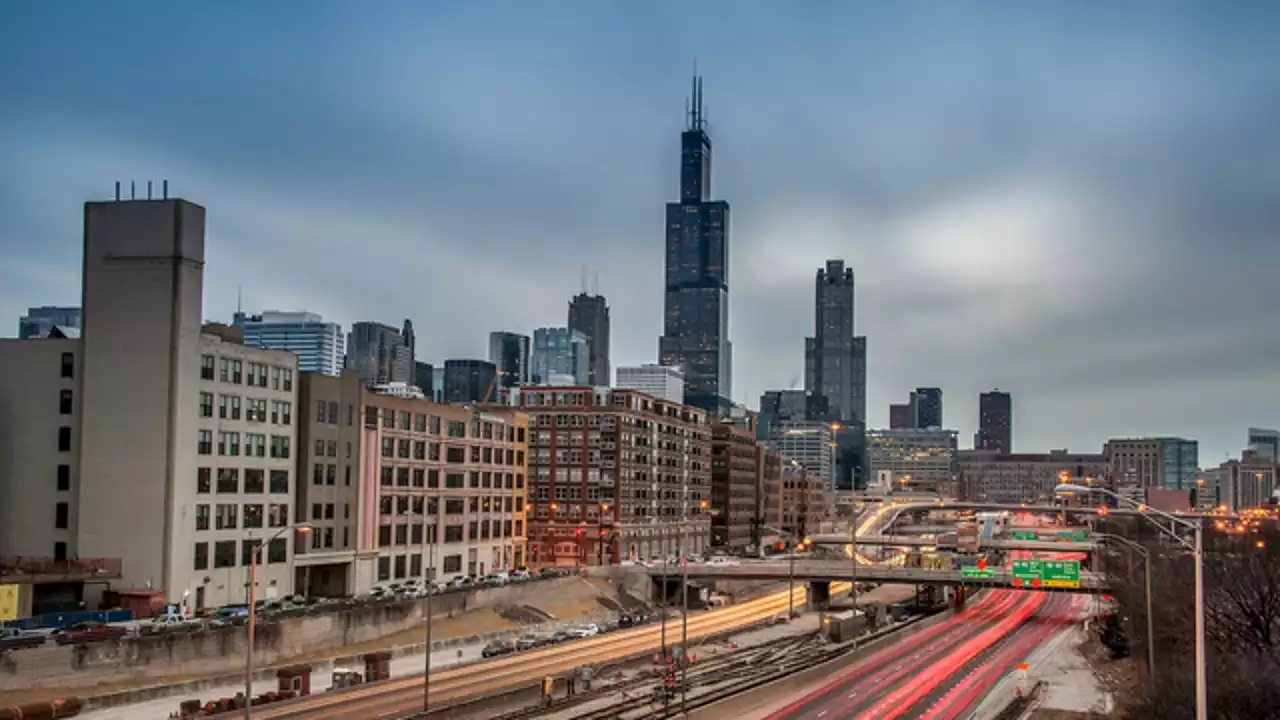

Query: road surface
[762,590,1084,720]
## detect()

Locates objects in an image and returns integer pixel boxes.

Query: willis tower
[659,75,732,416]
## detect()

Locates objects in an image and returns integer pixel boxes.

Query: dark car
[52,621,127,645]
[0,628,46,650]
[549,630,573,644]
[481,639,516,658]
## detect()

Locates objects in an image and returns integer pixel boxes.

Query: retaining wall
[0,577,595,693]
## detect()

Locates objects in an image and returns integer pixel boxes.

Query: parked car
[565,623,600,638]
[509,569,533,582]
[145,613,201,633]
[481,572,510,587]
[481,639,516,658]
[708,555,740,567]
[0,627,46,650]
[515,633,547,651]
[52,621,128,645]
[549,630,573,644]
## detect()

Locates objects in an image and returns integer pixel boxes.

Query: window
[430,415,441,434]
[410,553,422,577]
[194,542,209,570]
[199,392,213,418]
[200,354,216,380]
[443,555,462,573]
[326,464,337,485]
[195,504,210,531]
[396,467,409,487]
[218,431,240,456]
[394,555,406,578]
[270,435,291,459]
[55,502,69,529]
[218,395,238,420]
[246,433,266,457]
[247,399,267,422]
[447,421,466,438]
[398,411,411,431]
[378,556,391,581]
[247,363,267,388]
[412,468,425,488]
[428,469,439,488]
[268,503,288,527]
[381,438,394,458]
[231,360,243,384]
[326,440,337,457]
[413,441,425,460]
[196,467,212,493]
[255,363,269,388]
[380,467,393,486]
[378,525,392,546]
[59,389,73,415]
[282,368,293,392]
[327,402,339,425]
[61,352,75,379]
[219,357,231,382]
[214,540,236,568]
[272,401,292,426]
[268,537,286,563]
[445,447,465,464]
[241,539,259,567]
[397,439,410,459]
[445,473,463,489]
[57,464,70,492]
[395,525,408,546]
[216,468,239,493]
[244,469,264,493]
[382,409,395,428]
[445,499,464,515]
[325,503,335,519]
[215,504,238,530]
[414,414,427,432]
[313,463,324,485]
[269,470,289,493]
[244,504,264,529]
[57,427,71,452]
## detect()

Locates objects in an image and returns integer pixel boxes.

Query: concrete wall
[0,577,593,692]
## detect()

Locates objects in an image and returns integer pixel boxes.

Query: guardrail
[0,556,123,582]
[647,562,1108,592]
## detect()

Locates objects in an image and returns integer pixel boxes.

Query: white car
[708,556,740,567]
[565,623,600,638]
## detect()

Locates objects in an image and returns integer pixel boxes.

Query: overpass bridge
[808,534,1098,552]
[863,500,1220,520]
[647,561,1108,593]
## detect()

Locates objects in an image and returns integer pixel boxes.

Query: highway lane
[764,591,1035,720]
[910,594,1083,719]
[249,581,849,720]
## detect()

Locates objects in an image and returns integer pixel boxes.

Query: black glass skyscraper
[659,75,732,415]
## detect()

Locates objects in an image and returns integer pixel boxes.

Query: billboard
[0,584,19,621]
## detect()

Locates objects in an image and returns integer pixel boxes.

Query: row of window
[193,538,287,570]
[198,393,293,425]
[375,518,522,548]
[376,552,465,582]
[377,466,526,490]
[193,503,290,531]
[200,356,294,391]
[378,438,525,467]
[196,467,290,494]
[377,494,523,516]
[365,406,526,444]
[197,431,291,458]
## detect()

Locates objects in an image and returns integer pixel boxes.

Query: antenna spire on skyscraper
[688,62,705,131]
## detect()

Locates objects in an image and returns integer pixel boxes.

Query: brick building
[711,422,759,549]
[517,387,711,565]
[780,461,826,539]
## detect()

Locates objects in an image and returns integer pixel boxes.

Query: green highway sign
[960,565,995,579]
[1010,530,1038,541]
[1010,559,1080,589]
[1041,560,1081,588]
[1008,528,1089,542]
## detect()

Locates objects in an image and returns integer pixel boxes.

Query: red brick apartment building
[516,387,712,566]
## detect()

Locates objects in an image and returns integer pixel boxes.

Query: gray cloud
[2,1,1279,462]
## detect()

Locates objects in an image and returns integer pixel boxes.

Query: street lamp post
[244,523,311,720]
[1094,532,1155,683]
[422,522,436,714]
[1056,483,1205,720]
[680,500,707,717]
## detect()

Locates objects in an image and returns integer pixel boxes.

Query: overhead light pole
[1094,531,1155,683]
[244,522,312,720]
[1056,483,1205,720]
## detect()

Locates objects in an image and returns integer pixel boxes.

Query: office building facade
[236,310,345,376]
[764,420,835,492]
[531,327,588,386]
[488,331,531,389]
[658,75,733,416]
[18,306,81,339]
[912,388,943,429]
[442,359,497,404]
[867,428,959,493]
[958,450,1107,504]
[616,364,685,404]
[976,390,1013,453]
[518,387,712,564]
[711,422,758,549]
[1105,437,1198,493]
[347,321,413,386]
[567,293,610,386]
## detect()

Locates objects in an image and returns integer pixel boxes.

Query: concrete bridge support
[807,580,831,610]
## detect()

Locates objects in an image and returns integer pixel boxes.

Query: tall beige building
[1,198,301,611]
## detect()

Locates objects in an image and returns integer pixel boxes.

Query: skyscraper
[977,390,1013,453]
[488,331,530,388]
[531,327,588,385]
[346,321,413,385]
[913,387,943,429]
[443,359,497,403]
[658,75,732,416]
[804,260,866,424]
[567,293,610,386]
[234,310,345,376]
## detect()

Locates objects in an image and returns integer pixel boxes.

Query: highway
[763,590,1084,719]
[245,581,849,719]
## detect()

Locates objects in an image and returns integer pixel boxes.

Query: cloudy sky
[3,2,1278,462]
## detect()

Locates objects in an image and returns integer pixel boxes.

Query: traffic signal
[574,528,585,537]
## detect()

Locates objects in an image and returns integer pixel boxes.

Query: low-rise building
[958,450,1108,505]
[616,364,684,404]
[867,428,958,493]
[779,461,826,539]
[764,420,835,492]
[517,387,711,565]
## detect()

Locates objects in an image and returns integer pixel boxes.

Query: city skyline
[3,2,1279,461]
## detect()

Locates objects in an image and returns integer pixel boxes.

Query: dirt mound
[494,604,554,624]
